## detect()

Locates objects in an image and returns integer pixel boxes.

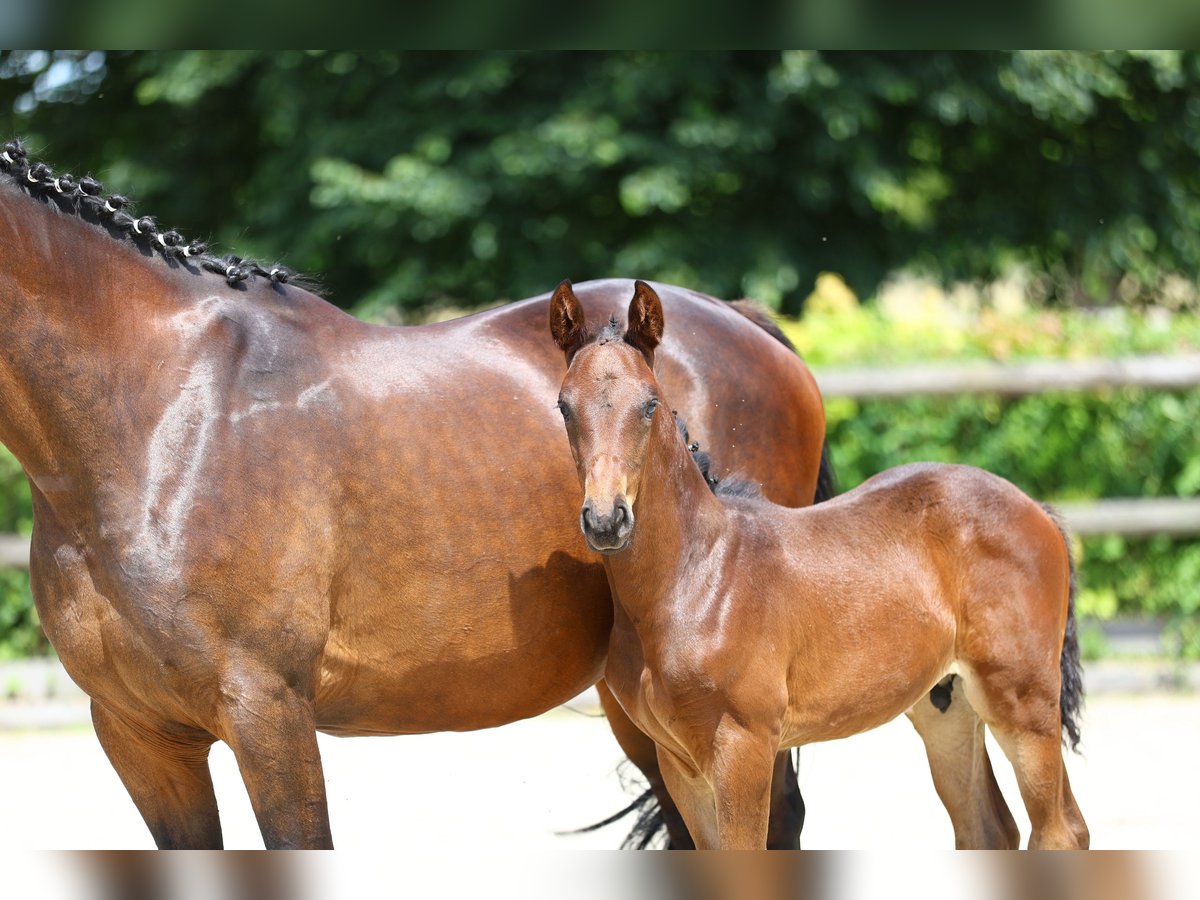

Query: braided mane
[0,138,297,288]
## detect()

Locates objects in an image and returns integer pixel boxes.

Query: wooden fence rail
[814,353,1200,399]
[0,534,30,569]
[806,353,1200,537]
[1053,498,1200,538]
[805,351,1200,539]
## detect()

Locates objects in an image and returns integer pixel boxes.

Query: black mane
[0,138,298,289]
[592,313,662,360]
[673,412,762,500]
[594,314,624,344]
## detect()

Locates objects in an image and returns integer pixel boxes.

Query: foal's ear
[549,279,588,363]
[624,280,664,367]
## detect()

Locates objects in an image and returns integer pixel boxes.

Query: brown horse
[549,281,1090,850]
[0,140,828,848]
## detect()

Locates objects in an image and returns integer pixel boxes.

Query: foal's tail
[727,299,838,506]
[1042,504,1084,751]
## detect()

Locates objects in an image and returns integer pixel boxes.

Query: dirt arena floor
[1,690,1196,850]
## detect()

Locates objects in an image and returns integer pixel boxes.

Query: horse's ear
[624,280,664,367]
[549,279,588,362]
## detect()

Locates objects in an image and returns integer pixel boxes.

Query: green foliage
[1,51,1199,316]
[1077,622,1111,663]
[0,568,45,659]
[0,444,38,657]
[780,294,1200,626]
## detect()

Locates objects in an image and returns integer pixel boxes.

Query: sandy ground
[1,691,1196,851]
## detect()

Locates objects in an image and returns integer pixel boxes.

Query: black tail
[813,441,837,504]
[566,783,669,849]
[1042,504,1084,751]
[564,763,686,849]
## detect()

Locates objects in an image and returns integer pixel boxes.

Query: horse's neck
[0,191,190,490]
[605,414,726,625]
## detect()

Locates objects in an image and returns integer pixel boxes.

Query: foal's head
[549,280,665,554]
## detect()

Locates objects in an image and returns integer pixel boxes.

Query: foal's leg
[989,728,1081,849]
[1060,762,1091,847]
[960,672,1085,849]
[708,722,778,850]
[656,746,720,849]
[598,682,804,848]
[596,681,694,847]
[91,700,223,849]
[216,667,334,849]
[905,679,1019,848]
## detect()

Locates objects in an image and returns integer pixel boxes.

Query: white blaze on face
[565,342,655,521]
[583,455,632,517]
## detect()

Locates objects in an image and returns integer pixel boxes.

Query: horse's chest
[606,637,725,767]
[31,542,150,703]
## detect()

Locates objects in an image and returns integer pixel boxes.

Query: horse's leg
[216,670,333,849]
[708,723,777,850]
[1060,762,1091,848]
[596,680,694,848]
[990,728,1080,849]
[766,750,805,849]
[90,700,223,849]
[655,746,719,849]
[597,682,804,849]
[960,671,1084,849]
[905,679,1019,848]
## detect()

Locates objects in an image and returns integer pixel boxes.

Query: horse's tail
[565,781,668,849]
[813,442,838,504]
[727,299,838,506]
[1042,503,1084,751]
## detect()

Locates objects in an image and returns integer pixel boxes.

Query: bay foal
[549,281,1089,850]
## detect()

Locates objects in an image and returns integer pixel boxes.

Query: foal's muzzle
[580,496,634,553]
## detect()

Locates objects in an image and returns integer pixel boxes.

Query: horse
[0,139,830,848]
[547,280,1090,850]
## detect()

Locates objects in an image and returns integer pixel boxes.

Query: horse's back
[791,461,1071,657]
[743,463,1067,743]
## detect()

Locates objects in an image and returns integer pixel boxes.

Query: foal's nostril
[580,497,633,549]
[613,497,633,538]
[580,503,595,534]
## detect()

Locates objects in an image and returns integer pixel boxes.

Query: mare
[0,140,829,848]
[548,281,1090,850]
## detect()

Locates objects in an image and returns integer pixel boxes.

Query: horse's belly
[312,577,613,736]
[313,639,607,736]
[782,651,950,746]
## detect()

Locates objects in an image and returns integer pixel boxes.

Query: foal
[549,281,1089,850]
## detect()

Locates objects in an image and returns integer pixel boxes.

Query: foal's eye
[556,401,571,422]
[642,399,660,420]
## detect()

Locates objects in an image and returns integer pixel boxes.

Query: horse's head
[549,279,665,554]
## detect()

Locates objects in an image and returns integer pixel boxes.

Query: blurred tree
[0,51,1197,317]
